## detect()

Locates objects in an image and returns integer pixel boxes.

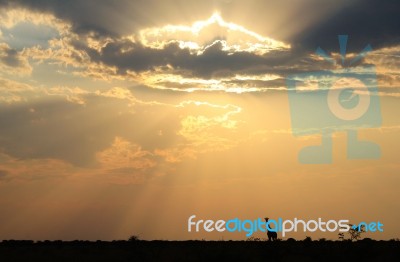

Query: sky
[0,0,399,241]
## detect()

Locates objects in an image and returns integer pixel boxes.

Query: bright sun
[131,13,290,93]
[138,12,290,55]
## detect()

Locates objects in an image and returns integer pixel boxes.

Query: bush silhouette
[128,235,140,242]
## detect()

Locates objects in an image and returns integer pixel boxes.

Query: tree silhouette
[339,224,366,241]
[338,232,345,241]
[348,224,366,241]
[128,235,140,242]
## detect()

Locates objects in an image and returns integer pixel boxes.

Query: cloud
[6,2,397,93]
[0,0,257,37]
[0,5,296,92]
[0,76,34,103]
[0,0,122,36]
[68,17,308,92]
[4,8,286,91]
[366,45,400,89]
[0,6,94,82]
[155,101,242,162]
[46,86,90,105]
[96,136,156,171]
[0,82,247,169]
[0,152,74,182]
[0,43,32,75]
[0,5,68,31]
[77,37,290,78]
[0,97,127,166]
[94,136,160,184]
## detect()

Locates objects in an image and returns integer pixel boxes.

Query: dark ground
[0,240,399,262]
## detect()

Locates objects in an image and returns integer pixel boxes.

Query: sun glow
[138,12,290,55]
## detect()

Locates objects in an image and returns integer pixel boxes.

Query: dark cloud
[0,0,225,37]
[76,39,248,77]
[2,0,399,50]
[0,48,20,67]
[75,38,322,79]
[0,0,129,37]
[0,44,26,68]
[293,0,400,52]
[1,0,398,86]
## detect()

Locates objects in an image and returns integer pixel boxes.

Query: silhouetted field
[1,239,399,262]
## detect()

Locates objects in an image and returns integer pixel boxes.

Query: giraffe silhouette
[264,217,278,241]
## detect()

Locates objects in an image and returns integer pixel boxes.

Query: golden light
[138,12,290,55]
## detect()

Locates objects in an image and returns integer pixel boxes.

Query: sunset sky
[0,0,399,241]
